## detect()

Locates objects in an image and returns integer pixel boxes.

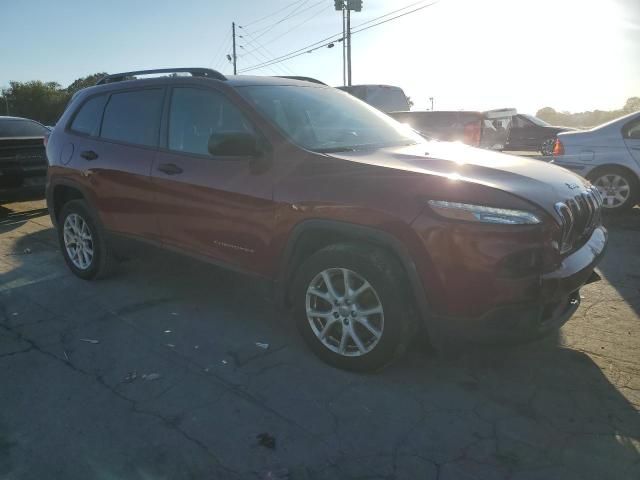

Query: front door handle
[157,163,183,175]
[80,150,98,161]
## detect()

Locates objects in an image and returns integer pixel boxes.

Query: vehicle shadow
[0,205,50,233]
[387,329,640,478]
[2,226,638,479]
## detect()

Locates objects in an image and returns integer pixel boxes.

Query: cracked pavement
[1,200,639,480]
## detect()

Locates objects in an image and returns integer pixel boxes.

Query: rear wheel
[540,138,556,156]
[58,199,115,279]
[292,244,411,372]
[589,168,637,213]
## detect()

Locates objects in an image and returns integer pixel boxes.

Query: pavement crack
[0,322,240,477]
[0,346,33,358]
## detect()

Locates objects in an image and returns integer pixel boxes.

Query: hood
[327,141,590,219]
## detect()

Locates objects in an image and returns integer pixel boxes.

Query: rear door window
[70,95,107,136]
[100,89,164,147]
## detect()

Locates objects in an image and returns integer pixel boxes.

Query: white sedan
[553,111,640,212]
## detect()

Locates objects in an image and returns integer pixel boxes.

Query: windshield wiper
[315,146,357,153]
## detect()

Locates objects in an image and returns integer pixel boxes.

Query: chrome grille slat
[555,187,601,254]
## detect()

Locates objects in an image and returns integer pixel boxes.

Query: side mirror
[208,131,260,157]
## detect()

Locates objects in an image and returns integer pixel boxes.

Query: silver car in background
[553,111,640,212]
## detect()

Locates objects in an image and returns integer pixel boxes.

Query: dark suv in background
[1,116,49,204]
[506,114,574,156]
[46,68,607,371]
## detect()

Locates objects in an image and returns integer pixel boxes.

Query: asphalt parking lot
[1,200,639,480]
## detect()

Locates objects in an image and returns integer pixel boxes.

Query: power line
[351,0,432,30]
[240,48,285,75]
[240,0,318,42]
[241,3,332,55]
[239,30,296,75]
[238,0,440,73]
[241,0,307,28]
[239,36,292,75]
[352,1,440,35]
[210,35,233,71]
[238,31,344,73]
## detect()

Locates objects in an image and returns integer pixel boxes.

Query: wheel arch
[277,219,433,332]
[585,163,640,186]
[48,179,101,228]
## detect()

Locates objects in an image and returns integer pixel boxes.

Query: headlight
[428,200,541,225]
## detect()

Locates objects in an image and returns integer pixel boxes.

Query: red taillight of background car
[463,122,481,147]
[553,138,564,156]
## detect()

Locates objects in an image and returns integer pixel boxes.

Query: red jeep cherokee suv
[45,68,607,371]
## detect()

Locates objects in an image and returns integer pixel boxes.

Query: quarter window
[70,95,107,136]
[623,119,640,139]
[100,89,164,147]
[168,87,254,156]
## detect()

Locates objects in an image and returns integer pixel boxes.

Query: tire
[589,167,638,213]
[58,199,115,280]
[292,243,412,372]
[540,138,555,156]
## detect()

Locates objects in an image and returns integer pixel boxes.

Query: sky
[1,0,639,114]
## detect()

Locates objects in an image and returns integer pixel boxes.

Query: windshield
[0,119,48,137]
[237,85,423,153]
[522,114,550,127]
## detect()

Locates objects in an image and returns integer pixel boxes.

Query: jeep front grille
[555,186,602,254]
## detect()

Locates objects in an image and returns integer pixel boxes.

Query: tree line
[1,73,637,129]
[536,97,640,129]
[0,73,107,125]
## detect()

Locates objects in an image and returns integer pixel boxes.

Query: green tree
[537,96,640,128]
[66,72,108,95]
[1,72,108,124]
[2,81,68,125]
[622,97,640,113]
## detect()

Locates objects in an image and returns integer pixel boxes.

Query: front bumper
[432,226,607,346]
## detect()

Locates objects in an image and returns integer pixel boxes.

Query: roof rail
[96,68,227,85]
[276,76,327,86]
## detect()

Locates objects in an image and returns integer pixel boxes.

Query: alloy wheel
[305,268,384,357]
[541,138,555,156]
[63,213,94,270]
[593,174,631,209]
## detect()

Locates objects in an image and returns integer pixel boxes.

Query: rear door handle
[631,146,640,151]
[157,163,183,175]
[80,150,98,161]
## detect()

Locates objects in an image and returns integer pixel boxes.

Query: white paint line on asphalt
[0,271,66,293]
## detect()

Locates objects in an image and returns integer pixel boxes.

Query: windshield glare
[237,85,424,152]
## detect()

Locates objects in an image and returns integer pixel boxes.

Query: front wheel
[590,168,638,213]
[540,138,556,156]
[292,244,411,372]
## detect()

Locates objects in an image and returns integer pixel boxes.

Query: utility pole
[342,8,346,86]
[335,1,362,86]
[429,96,434,111]
[346,8,351,86]
[232,22,237,75]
